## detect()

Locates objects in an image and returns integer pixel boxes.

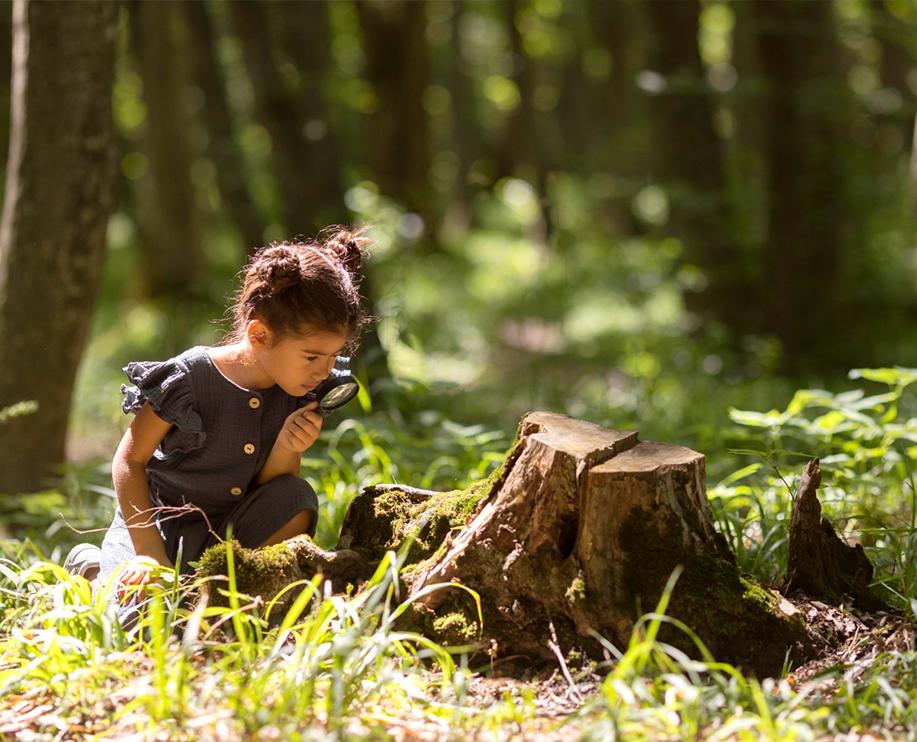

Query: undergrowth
[4,367,917,739]
[3,551,917,740]
[710,366,917,605]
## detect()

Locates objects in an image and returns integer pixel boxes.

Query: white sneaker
[63,543,101,581]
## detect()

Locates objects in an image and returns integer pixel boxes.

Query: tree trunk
[642,1,750,335]
[0,0,119,493]
[184,0,264,255]
[267,0,347,230]
[132,0,203,299]
[206,412,816,677]
[586,0,635,131]
[228,1,344,238]
[355,0,431,212]
[503,0,552,240]
[873,3,914,158]
[443,0,483,225]
[0,2,13,200]
[752,2,848,370]
[405,413,810,676]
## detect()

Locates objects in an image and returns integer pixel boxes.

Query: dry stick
[61,502,222,545]
[370,484,440,499]
[766,457,796,502]
[546,614,583,703]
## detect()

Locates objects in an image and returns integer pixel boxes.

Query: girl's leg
[213,475,319,551]
[258,509,315,546]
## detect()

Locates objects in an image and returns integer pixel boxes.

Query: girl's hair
[225,227,371,348]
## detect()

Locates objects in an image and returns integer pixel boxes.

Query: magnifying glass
[312,373,360,412]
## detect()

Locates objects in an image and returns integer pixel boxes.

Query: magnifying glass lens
[318,379,360,410]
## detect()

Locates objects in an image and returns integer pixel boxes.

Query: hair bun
[256,245,301,293]
[321,227,369,276]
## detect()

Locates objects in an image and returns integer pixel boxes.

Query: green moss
[432,611,479,644]
[617,505,810,675]
[367,485,485,567]
[390,431,533,578]
[565,576,586,606]
[196,539,298,609]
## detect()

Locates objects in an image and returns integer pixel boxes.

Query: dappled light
[2,0,917,739]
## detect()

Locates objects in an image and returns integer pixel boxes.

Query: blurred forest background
[1,0,917,522]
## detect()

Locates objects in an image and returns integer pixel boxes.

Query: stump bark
[199,412,817,676]
[785,458,886,612]
[399,413,810,675]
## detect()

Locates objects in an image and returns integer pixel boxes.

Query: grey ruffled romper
[99,346,319,583]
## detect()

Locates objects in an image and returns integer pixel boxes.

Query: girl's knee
[259,507,316,547]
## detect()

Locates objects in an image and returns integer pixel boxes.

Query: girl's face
[254,323,351,397]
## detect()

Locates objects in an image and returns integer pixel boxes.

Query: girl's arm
[255,402,323,486]
[112,403,174,588]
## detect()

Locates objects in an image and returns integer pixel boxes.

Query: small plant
[713,366,917,603]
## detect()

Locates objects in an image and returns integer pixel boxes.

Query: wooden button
[244,443,255,455]
[231,487,242,496]
[249,397,260,409]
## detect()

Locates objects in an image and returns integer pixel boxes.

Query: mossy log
[197,537,374,611]
[786,458,886,612]
[198,411,820,676]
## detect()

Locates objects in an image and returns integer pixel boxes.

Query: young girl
[66,228,370,600]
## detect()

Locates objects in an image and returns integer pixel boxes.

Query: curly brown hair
[224,227,371,349]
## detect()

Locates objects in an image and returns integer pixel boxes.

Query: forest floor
[0,592,911,742]
[786,592,913,689]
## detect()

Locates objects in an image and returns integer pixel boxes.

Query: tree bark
[873,3,914,157]
[0,0,119,493]
[228,1,344,239]
[355,0,431,212]
[0,2,13,200]
[642,1,749,334]
[751,2,849,369]
[502,0,552,240]
[586,0,635,131]
[406,413,810,676]
[267,0,346,230]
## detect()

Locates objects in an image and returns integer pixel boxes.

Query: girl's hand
[278,402,323,454]
[117,555,171,602]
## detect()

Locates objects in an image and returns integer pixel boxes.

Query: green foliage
[712,366,917,604]
[8,367,917,738]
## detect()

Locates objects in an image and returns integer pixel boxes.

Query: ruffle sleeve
[121,358,205,447]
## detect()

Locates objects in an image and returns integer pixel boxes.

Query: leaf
[850,366,917,388]
[718,463,763,487]
[813,410,847,431]
[728,408,785,428]
[727,448,770,460]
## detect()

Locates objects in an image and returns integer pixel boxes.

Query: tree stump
[786,458,887,612]
[399,413,811,676]
[199,412,816,676]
